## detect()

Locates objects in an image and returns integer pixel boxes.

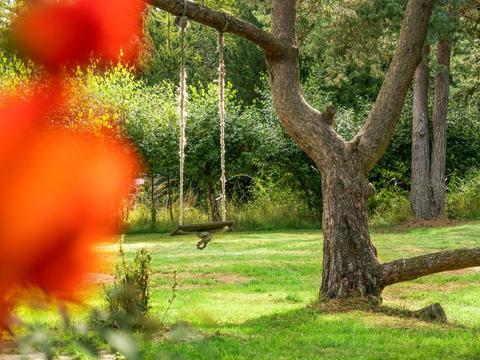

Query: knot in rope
[196,232,212,250]
[174,0,189,29]
[221,14,231,33]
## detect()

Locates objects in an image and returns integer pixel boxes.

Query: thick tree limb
[148,0,289,57]
[265,0,344,165]
[380,248,480,287]
[355,0,436,173]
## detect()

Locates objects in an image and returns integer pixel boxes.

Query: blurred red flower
[0,87,139,328]
[0,0,145,331]
[12,0,145,71]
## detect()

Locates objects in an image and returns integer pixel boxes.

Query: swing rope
[177,0,188,226]
[176,7,231,226]
[218,22,228,222]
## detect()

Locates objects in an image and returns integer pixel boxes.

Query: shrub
[104,240,152,329]
[229,178,321,231]
[447,169,480,220]
[369,187,412,227]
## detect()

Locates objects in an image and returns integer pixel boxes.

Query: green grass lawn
[19,224,480,359]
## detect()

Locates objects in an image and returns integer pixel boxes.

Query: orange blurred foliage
[12,0,145,71]
[0,0,146,330]
[0,86,140,329]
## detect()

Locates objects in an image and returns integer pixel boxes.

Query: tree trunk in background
[167,176,174,223]
[150,173,157,228]
[207,180,220,222]
[411,46,433,219]
[431,40,451,218]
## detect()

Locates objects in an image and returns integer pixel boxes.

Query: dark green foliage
[252,83,324,215]
[447,168,480,220]
[183,83,266,219]
[142,1,266,103]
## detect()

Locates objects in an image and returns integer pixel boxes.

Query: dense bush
[447,169,480,220]
[369,187,412,227]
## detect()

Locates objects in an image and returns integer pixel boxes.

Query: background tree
[411,45,432,219]
[410,0,473,219]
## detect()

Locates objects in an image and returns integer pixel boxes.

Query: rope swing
[218,17,229,222]
[177,1,188,226]
[172,7,234,245]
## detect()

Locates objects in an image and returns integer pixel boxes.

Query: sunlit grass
[20,224,480,358]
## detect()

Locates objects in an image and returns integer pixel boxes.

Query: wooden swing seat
[170,221,234,236]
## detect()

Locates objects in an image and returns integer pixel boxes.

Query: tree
[142,1,266,103]
[430,39,451,217]
[148,0,480,302]
[76,64,180,225]
[411,46,433,219]
[410,1,460,220]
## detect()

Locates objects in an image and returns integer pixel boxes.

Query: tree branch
[264,0,344,165]
[148,0,289,57]
[380,248,480,287]
[354,0,436,173]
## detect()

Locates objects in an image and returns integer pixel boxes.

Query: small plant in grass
[103,237,152,329]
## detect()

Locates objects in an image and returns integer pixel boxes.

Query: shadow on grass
[147,305,479,360]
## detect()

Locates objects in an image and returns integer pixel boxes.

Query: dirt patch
[384,281,470,296]
[361,311,453,330]
[442,267,480,275]
[394,218,464,230]
[382,281,474,303]
[85,272,115,284]
[153,271,251,285]
[395,246,428,255]
[85,271,250,289]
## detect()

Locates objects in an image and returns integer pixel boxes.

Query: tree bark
[149,0,289,57]
[354,1,437,173]
[206,180,220,222]
[320,158,380,299]
[411,46,433,219]
[430,40,451,218]
[265,0,435,300]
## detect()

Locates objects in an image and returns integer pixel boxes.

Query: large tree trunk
[320,158,380,299]
[411,46,433,219]
[430,40,451,218]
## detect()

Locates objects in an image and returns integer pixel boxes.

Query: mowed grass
[20,224,480,359]
[101,224,480,359]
